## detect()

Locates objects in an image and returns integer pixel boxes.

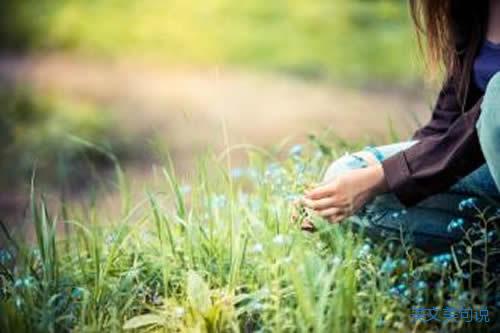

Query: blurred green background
[2,0,417,81]
[0,0,426,219]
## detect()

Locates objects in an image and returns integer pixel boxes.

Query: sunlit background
[0,0,432,226]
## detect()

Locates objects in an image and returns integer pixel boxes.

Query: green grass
[0,137,498,332]
[5,0,420,83]
[0,86,132,188]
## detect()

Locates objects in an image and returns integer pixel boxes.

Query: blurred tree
[0,0,52,50]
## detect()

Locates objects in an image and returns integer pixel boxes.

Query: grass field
[0,138,498,332]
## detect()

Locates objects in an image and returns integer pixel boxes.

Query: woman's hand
[301,164,388,223]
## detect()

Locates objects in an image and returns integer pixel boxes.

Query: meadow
[0,138,498,332]
[1,1,499,332]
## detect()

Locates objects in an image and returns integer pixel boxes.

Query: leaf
[123,314,165,330]
[187,270,212,314]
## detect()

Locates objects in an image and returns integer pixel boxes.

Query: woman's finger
[301,197,337,210]
[318,207,344,217]
[305,184,336,200]
[328,213,346,224]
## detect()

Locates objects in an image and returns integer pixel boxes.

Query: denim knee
[477,72,500,136]
[477,72,500,190]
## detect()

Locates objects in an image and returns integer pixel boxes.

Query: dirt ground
[0,54,431,230]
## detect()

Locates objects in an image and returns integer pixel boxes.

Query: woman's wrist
[368,163,389,196]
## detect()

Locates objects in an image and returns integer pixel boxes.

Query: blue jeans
[324,73,500,253]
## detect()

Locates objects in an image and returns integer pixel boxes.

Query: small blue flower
[15,297,23,308]
[450,279,461,291]
[432,253,452,268]
[331,256,342,266]
[458,198,477,211]
[0,249,13,264]
[415,281,427,290]
[211,194,227,209]
[380,258,397,274]
[251,243,264,254]
[180,185,191,195]
[285,193,301,202]
[14,276,35,289]
[447,218,465,232]
[105,233,117,245]
[71,287,86,299]
[230,168,245,179]
[389,287,399,296]
[358,244,371,257]
[273,234,290,246]
[398,259,408,268]
[391,212,400,219]
[289,144,303,157]
[174,306,186,318]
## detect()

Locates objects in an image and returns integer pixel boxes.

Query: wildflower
[282,256,292,264]
[447,218,465,232]
[381,258,397,274]
[180,185,191,195]
[432,253,452,268]
[358,243,371,257]
[265,163,285,181]
[174,306,186,318]
[450,279,461,291]
[458,197,477,211]
[389,287,399,296]
[273,234,290,246]
[415,281,427,290]
[397,283,407,292]
[14,276,35,289]
[251,302,264,311]
[211,194,227,209]
[458,291,469,302]
[105,233,117,245]
[285,193,300,202]
[230,168,245,179]
[331,256,342,267]
[251,243,264,254]
[15,297,23,309]
[71,287,86,300]
[246,168,259,180]
[289,144,303,157]
[141,231,153,242]
[0,249,12,264]
[259,287,271,297]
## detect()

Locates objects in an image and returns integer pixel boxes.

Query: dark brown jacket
[381,76,485,206]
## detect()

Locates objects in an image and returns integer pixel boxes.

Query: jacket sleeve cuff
[381,152,420,207]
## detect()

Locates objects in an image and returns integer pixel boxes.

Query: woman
[301,0,500,253]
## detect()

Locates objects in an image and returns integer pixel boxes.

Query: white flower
[174,306,185,318]
[331,256,342,266]
[251,243,264,254]
[282,256,292,264]
[273,234,290,246]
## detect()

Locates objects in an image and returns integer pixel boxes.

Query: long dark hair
[409,0,489,102]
